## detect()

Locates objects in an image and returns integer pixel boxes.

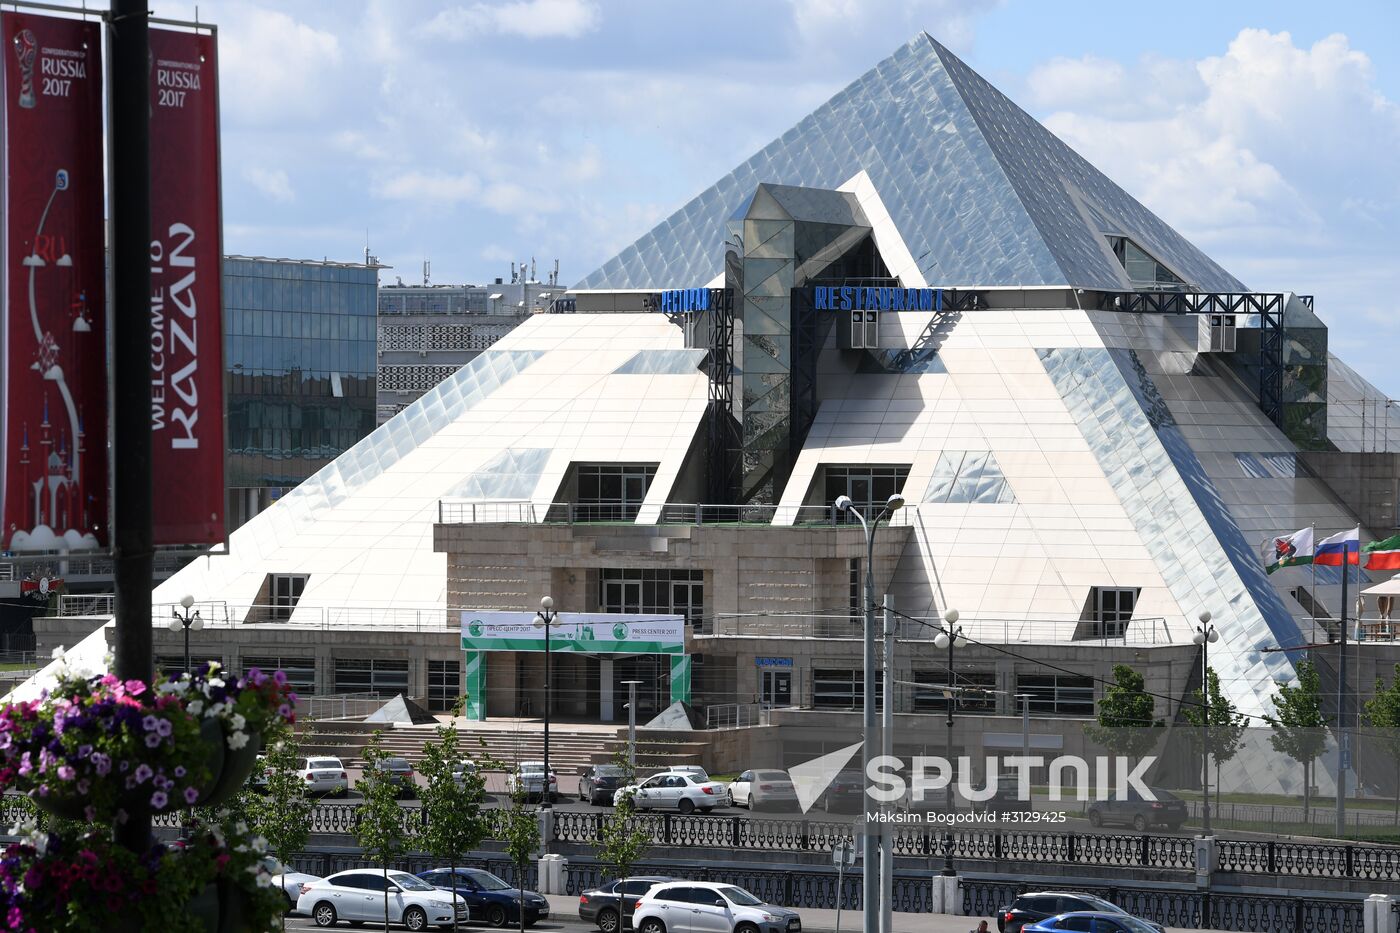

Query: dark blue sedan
[1024,912,1164,933]
[418,868,550,928]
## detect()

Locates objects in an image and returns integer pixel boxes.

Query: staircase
[297,719,708,776]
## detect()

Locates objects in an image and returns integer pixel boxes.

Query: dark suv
[1086,787,1187,832]
[997,892,1138,933]
[578,876,675,932]
[371,756,417,799]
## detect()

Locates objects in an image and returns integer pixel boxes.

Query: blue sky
[131,0,1400,396]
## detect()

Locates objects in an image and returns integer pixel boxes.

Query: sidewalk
[541,894,1231,933]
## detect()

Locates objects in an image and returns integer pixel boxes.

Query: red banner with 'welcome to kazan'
[0,12,108,552]
[149,28,224,546]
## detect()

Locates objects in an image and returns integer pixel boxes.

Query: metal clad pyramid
[578,34,1244,293]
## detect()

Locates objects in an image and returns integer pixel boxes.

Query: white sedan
[262,857,322,913]
[614,771,731,814]
[298,756,349,797]
[297,868,469,930]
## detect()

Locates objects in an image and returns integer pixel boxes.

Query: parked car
[633,881,801,933]
[663,764,710,783]
[1023,913,1165,932]
[295,868,468,930]
[729,770,798,812]
[997,893,1140,933]
[818,770,867,813]
[579,764,629,806]
[1086,787,1187,832]
[578,875,676,932]
[506,761,558,802]
[298,756,349,797]
[262,857,322,913]
[975,775,1032,816]
[370,756,418,799]
[614,771,731,814]
[418,867,550,927]
[250,755,269,793]
[452,759,480,791]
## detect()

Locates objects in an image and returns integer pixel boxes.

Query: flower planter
[187,882,221,933]
[29,790,89,822]
[197,728,262,808]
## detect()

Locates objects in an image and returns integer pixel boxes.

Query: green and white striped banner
[460,611,685,655]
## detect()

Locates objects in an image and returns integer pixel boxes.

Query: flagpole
[1311,525,1318,644]
[1336,528,1352,838]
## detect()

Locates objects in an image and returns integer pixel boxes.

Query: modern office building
[374,267,554,424]
[223,256,379,531]
[26,34,1400,787]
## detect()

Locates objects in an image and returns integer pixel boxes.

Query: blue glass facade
[579,34,1243,294]
[223,258,378,499]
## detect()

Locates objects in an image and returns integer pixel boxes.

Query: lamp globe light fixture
[169,595,203,674]
[532,595,560,816]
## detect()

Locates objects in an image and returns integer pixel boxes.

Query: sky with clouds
[102,0,1400,395]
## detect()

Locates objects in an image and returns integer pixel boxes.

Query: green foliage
[1182,667,1249,765]
[597,746,650,879]
[1085,664,1164,760]
[1364,664,1400,823]
[417,701,490,932]
[1268,659,1328,820]
[244,728,312,930]
[355,733,413,932]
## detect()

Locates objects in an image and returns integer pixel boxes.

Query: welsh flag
[1364,534,1400,571]
[1263,527,1314,574]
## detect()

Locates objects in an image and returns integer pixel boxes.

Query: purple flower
[273,670,288,686]
[144,733,162,748]
[77,744,92,758]
[155,718,172,737]
[56,765,74,781]
[150,790,167,809]
[76,779,89,795]
[142,714,159,733]
[92,753,111,776]
[184,787,199,805]
[133,763,153,784]
[174,766,186,778]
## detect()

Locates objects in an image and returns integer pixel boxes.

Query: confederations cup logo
[13,29,37,109]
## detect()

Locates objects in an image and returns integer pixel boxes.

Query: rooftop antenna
[510,262,517,284]
[530,257,536,283]
[552,259,559,287]
[422,258,431,286]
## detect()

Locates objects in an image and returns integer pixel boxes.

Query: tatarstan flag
[1364,534,1400,571]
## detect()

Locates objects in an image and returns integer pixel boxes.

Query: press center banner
[0,12,108,552]
[149,28,224,546]
[461,611,685,654]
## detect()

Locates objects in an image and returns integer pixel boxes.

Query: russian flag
[1314,526,1361,566]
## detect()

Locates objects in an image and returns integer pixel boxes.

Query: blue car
[418,868,551,928]
[1024,912,1164,933]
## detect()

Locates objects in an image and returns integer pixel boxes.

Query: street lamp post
[532,596,559,809]
[167,595,203,674]
[833,492,904,933]
[622,680,642,774]
[1191,611,1218,835]
[934,610,965,877]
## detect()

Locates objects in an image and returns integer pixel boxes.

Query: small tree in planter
[598,747,650,883]
[417,700,489,932]
[355,733,414,933]
[246,729,312,929]
[497,785,540,933]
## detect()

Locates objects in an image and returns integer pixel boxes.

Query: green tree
[246,730,313,930]
[497,784,540,933]
[1364,663,1400,825]
[1268,659,1328,823]
[1182,667,1248,814]
[597,747,650,883]
[1086,664,1165,762]
[355,733,413,933]
[417,701,491,932]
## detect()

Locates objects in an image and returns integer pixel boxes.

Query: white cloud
[425,0,600,40]
[785,0,999,56]
[216,7,342,125]
[376,170,481,203]
[243,166,295,202]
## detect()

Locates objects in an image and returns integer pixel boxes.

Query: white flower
[228,731,250,750]
[235,821,249,835]
[187,700,204,717]
[208,677,225,690]
[230,713,246,732]
[50,645,66,660]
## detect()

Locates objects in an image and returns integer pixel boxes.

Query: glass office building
[223,256,378,530]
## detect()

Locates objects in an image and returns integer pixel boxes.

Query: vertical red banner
[149,28,224,546]
[0,13,107,552]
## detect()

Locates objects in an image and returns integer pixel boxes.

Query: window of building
[1089,587,1138,638]
[333,658,409,698]
[823,466,910,522]
[848,558,861,618]
[912,670,998,713]
[240,656,316,696]
[268,574,308,622]
[576,464,658,521]
[599,568,703,628]
[1016,674,1095,716]
[1209,314,1237,352]
[155,655,221,676]
[923,451,1016,504]
[1107,236,1187,290]
[427,660,461,712]
[812,668,883,710]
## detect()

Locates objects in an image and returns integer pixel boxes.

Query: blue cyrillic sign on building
[657,288,711,313]
[811,285,943,312]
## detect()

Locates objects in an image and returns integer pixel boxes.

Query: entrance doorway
[760,668,792,708]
